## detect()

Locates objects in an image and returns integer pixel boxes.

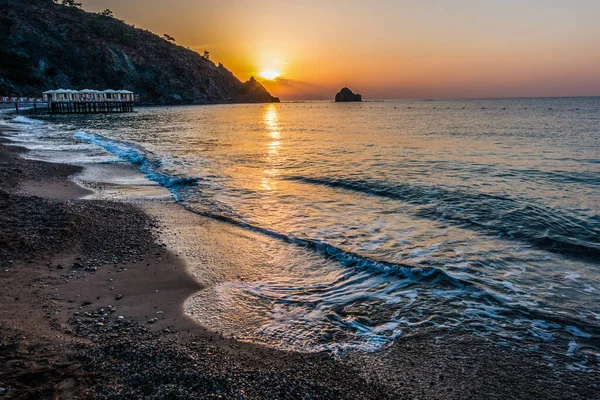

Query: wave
[285,176,600,259]
[182,203,600,356]
[12,116,44,124]
[71,131,600,359]
[72,131,468,289]
[179,203,470,290]
[489,167,600,187]
[73,131,198,192]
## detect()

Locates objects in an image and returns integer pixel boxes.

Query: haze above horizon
[82,0,600,100]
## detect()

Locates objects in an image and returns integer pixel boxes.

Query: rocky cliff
[335,87,362,102]
[0,0,279,104]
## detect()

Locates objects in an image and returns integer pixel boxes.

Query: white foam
[583,285,597,293]
[12,116,44,125]
[567,340,578,356]
[565,273,581,281]
[565,326,592,338]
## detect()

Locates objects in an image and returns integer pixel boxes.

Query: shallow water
[5,98,600,369]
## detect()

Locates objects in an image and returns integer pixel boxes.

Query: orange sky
[83,0,600,100]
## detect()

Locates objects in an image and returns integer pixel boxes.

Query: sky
[82,0,600,100]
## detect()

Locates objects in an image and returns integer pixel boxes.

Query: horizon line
[275,95,600,102]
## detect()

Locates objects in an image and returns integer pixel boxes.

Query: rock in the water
[335,87,362,102]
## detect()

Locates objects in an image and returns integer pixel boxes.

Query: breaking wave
[12,116,44,125]
[286,176,600,259]
[73,131,198,193]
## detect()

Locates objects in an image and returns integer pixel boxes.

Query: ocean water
[5,98,600,369]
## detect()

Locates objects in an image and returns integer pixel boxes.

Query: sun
[259,69,281,81]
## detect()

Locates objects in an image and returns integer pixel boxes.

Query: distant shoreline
[278,95,600,102]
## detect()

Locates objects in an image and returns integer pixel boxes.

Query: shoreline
[0,130,391,399]
[1,127,599,398]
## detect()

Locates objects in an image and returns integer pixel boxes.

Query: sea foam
[73,130,198,194]
[12,116,44,124]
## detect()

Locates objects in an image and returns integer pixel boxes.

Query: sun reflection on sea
[262,104,281,191]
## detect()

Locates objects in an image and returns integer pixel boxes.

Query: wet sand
[0,129,599,399]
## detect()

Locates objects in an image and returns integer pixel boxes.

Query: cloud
[189,42,224,51]
[260,78,334,100]
[260,77,321,89]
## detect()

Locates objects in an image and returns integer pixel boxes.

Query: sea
[4,97,600,370]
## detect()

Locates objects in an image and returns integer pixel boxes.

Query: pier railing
[1,96,136,114]
[1,97,44,104]
[0,97,47,114]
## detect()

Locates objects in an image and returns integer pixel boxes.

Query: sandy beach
[1,125,599,399]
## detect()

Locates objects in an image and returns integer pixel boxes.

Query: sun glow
[259,69,281,81]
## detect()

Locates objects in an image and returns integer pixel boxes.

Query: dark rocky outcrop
[335,87,362,102]
[0,0,279,105]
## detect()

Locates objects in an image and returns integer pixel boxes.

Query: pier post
[45,101,134,114]
[15,102,19,114]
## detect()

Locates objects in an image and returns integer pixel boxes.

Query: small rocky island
[335,87,362,102]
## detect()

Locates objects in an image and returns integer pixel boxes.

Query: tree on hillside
[54,0,83,8]
[163,34,176,43]
[98,9,113,18]
[203,51,210,60]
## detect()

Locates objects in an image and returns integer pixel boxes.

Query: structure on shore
[43,89,138,113]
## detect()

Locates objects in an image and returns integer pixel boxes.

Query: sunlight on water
[262,104,281,193]
[7,98,600,369]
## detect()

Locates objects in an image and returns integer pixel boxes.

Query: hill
[0,0,279,104]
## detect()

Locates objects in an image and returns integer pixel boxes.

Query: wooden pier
[50,101,134,114]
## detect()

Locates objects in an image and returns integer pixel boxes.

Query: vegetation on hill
[0,0,279,104]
